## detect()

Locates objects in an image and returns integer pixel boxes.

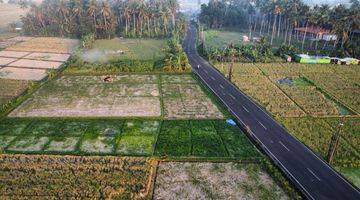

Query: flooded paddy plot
[0,67,47,81]
[154,162,288,200]
[8,59,63,69]
[10,75,162,117]
[6,37,79,54]
[0,155,155,199]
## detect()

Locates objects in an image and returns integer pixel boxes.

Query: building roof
[294,26,331,35]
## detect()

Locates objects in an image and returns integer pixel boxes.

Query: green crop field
[64,38,167,73]
[0,118,262,160]
[203,29,247,49]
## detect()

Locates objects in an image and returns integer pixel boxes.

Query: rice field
[0,78,31,106]
[154,162,288,200]
[0,118,261,159]
[214,61,360,185]
[6,37,79,54]
[0,154,155,199]
[9,74,224,119]
[83,38,166,62]
[204,29,247,49]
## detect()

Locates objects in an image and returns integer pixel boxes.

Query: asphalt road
[183,25,360,200]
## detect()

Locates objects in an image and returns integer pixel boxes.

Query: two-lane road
[184,26,360,200]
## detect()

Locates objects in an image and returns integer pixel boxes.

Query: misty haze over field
[180,0,350,10]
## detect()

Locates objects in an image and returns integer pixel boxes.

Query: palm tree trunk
[259,14,264,36]
[277,14,281,37]
[271,14,277,45]
[302,22,308,52]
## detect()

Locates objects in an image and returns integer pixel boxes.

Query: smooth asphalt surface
[183,25,360,200]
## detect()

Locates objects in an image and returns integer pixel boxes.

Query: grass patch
[64,38,166,74]
[155,120,191,157]
[213,120,262,159]
[190,120,228,157]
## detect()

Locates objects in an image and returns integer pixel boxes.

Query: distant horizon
[180,0,351,10]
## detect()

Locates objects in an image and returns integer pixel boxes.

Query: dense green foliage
[202,37,275,63]
[163,33,191,72]
[198,0,249,28]
[199,0,360,57]
[21,0,186,39]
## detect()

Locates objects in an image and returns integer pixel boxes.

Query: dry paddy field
[154,162,288,200]
[0,154,156,199]
[0,37,77,81]
[6,37,79,54]
[9,74,223,119]
[214,62,360,187]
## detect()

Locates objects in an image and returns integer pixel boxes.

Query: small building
[294,54,331,64]
[294,26,337,41]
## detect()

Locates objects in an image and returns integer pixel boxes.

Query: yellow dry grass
[6,37,79,54]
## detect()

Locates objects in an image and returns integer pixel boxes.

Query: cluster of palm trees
[198,0,248,29]
[252,0,360,52]
[21,0,186,39]
[199,0,360,57]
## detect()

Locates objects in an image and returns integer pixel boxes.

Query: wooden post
[327,120,344,164]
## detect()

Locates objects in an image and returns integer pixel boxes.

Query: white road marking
[258,121,267,130]
[230,94,236,100]
[307,168,321,181]
[211,76,216,81]
[242,106,249,113]
[270,140,274,144]
[204,69,208,74]
[219,84,224,89]
[194,69,316,200]
[279,141,290,151]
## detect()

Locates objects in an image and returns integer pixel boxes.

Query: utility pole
[327,119,344,165]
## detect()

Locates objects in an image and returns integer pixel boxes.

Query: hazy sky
[182,0,350,6]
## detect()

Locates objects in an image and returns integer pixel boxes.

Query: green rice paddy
[0,118,261,159]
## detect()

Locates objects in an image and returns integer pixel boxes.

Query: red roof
[294,26,331,35]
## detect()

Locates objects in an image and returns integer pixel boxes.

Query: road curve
[183,25,360,200]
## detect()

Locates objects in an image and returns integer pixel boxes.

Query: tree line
[21,0,186,39]
[199,0,360,57]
